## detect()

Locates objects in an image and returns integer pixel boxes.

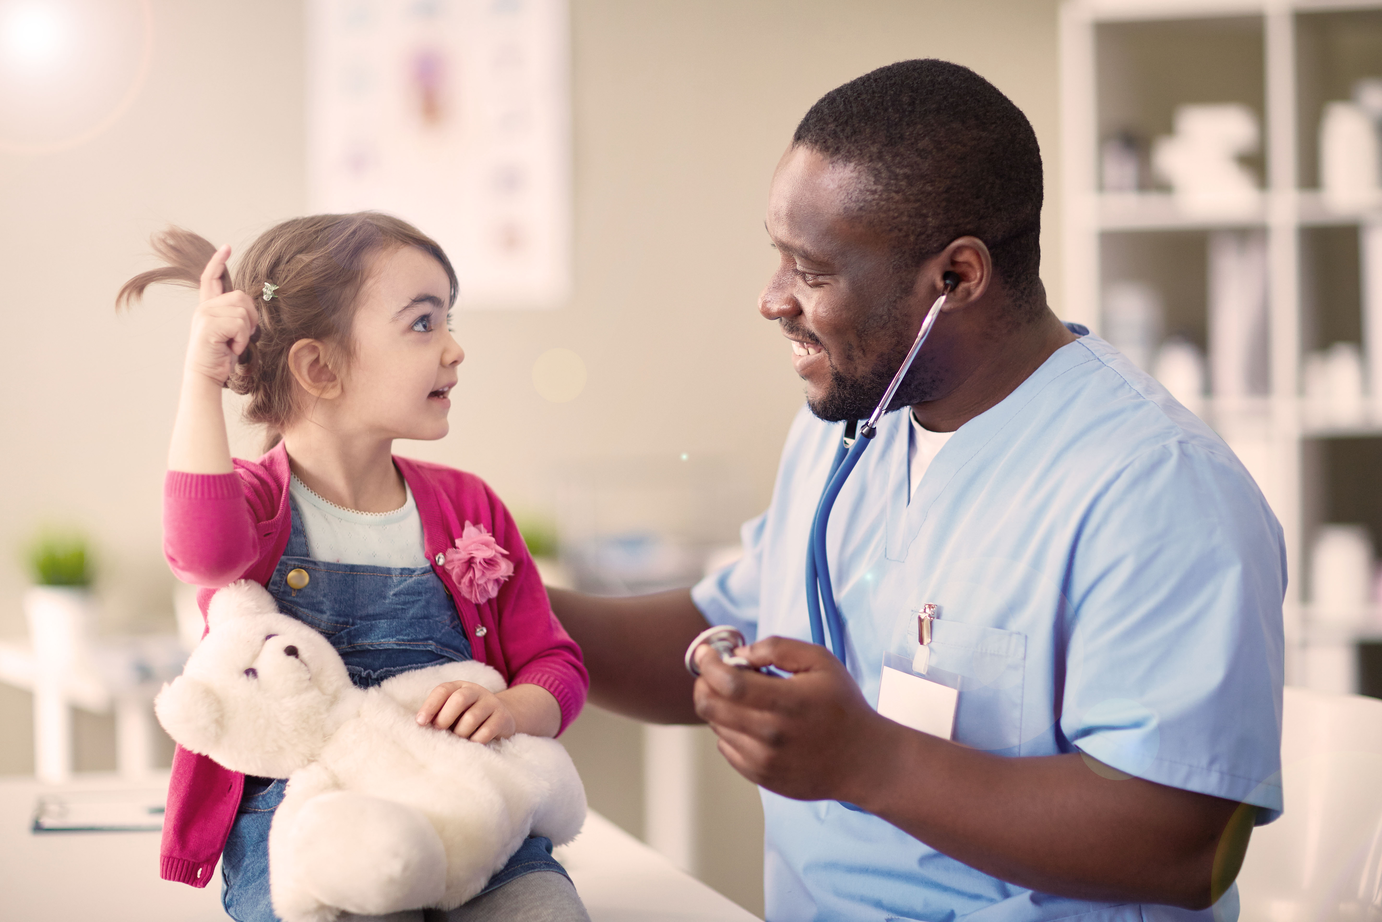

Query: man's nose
[759,269,799,321]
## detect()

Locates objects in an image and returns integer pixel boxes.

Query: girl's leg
[427,872,590,922]
[221,777,285,922]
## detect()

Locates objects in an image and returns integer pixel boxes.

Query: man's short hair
[793,59,1044,309]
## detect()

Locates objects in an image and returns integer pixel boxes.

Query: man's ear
[287,339,343,400]
[931,236,993,309]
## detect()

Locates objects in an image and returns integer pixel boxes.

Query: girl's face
[334,245,464,442]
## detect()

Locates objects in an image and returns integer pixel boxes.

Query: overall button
[434,553,446,566]
[286,568,310,590]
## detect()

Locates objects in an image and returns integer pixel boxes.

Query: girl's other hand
[417,680,516,744]
[186,244,259,386]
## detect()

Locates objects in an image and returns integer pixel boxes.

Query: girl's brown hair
[117,213,458,449]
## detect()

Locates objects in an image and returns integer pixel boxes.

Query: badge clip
[912,603,939,674]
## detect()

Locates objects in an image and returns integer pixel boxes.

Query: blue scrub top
[693,333,1285,922]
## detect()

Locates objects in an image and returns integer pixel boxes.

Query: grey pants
[339,871,591,922]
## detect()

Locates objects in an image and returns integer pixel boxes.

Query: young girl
[118,213,589,921]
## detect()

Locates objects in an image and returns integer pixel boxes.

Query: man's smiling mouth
[789,339,823,357]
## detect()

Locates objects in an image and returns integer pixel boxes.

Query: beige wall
[0,0,1061,912]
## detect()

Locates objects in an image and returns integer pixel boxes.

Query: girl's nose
[444,331,464,366]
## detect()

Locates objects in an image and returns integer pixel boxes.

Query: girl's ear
[287,339,343,399]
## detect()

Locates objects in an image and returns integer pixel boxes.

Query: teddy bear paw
[282,791,447,916]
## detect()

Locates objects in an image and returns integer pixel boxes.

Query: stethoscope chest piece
[684,625,752,676]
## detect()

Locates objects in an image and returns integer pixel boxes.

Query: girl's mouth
[429,385,453,399]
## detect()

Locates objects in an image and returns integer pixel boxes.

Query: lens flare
[0,0,153,154]
[1,3,67,68]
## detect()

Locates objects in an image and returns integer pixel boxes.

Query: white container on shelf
[1364,221,1382,404]
[1152,337,1206,417]
[1303,342,1366,427]
[1151,104,1260,216]
[1208,230,1270,401]
[1102,280,1163,372]
[1320,100,1382,212]
[1310,525,1375,628]
[1101,132,1140,192]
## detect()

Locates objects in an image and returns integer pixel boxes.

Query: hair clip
[262,281,279,302]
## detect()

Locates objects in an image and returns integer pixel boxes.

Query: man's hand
[692,635,889,803]
[692,633,1252,909]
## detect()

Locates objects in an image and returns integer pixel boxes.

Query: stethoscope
[685,271,959,678]
[805,270,959,669]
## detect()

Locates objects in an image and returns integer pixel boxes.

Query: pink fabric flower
[443,522,515,605]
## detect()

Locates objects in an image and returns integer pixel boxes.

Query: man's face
[760,145,934,421]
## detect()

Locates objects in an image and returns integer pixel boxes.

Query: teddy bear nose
[284,645,299,658]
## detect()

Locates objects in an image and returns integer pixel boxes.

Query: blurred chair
[1237,686,1382,921]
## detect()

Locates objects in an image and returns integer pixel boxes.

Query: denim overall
[221,499,567,922]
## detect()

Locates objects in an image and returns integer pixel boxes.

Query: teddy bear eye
[244,668,258,678]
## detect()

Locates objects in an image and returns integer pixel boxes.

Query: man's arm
[546,587,711,724]
[693,637,1254,910]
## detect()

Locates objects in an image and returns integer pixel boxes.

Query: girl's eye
[446,310,455,333]
[411,314,434,333]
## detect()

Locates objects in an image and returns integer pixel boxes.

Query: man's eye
[411,314,433,333]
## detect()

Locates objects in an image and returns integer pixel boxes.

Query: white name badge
[877,665,958,740]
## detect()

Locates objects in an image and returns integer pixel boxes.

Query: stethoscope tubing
[805,281,955,668]
[806,426,869,659]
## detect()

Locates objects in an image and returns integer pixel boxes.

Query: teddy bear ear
[154,676,224,756]
[207,580,280,630]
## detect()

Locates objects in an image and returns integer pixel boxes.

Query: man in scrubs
[550,59,1284,921]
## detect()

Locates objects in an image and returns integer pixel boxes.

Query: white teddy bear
[154,580,587,922]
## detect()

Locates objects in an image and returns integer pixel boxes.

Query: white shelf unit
[1060,0,1382,693]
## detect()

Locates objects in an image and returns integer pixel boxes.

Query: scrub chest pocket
[887,613,1028,755]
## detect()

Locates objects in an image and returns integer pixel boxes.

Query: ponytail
[116,226,259,396]
[115,227,231,311]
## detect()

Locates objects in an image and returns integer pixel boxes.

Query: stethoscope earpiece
[942,271,961,292]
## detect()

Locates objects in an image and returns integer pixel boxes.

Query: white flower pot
[23,585,97,674]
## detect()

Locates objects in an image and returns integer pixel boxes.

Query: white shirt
[907,411,955,501]
[289,475,429,567]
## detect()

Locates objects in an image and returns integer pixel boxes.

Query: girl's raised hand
[185,244,259,387]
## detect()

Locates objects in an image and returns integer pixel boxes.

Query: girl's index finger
[199,244,232,301]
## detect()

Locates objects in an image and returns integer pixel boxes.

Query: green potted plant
[22,529,97,673]
[515,514,572,590]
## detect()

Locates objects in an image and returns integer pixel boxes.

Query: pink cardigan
[158,443,587,887]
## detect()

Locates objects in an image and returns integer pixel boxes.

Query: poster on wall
[307,0,570,309]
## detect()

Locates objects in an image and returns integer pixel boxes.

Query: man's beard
[807,348,942,421]
[804,292,943,422]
